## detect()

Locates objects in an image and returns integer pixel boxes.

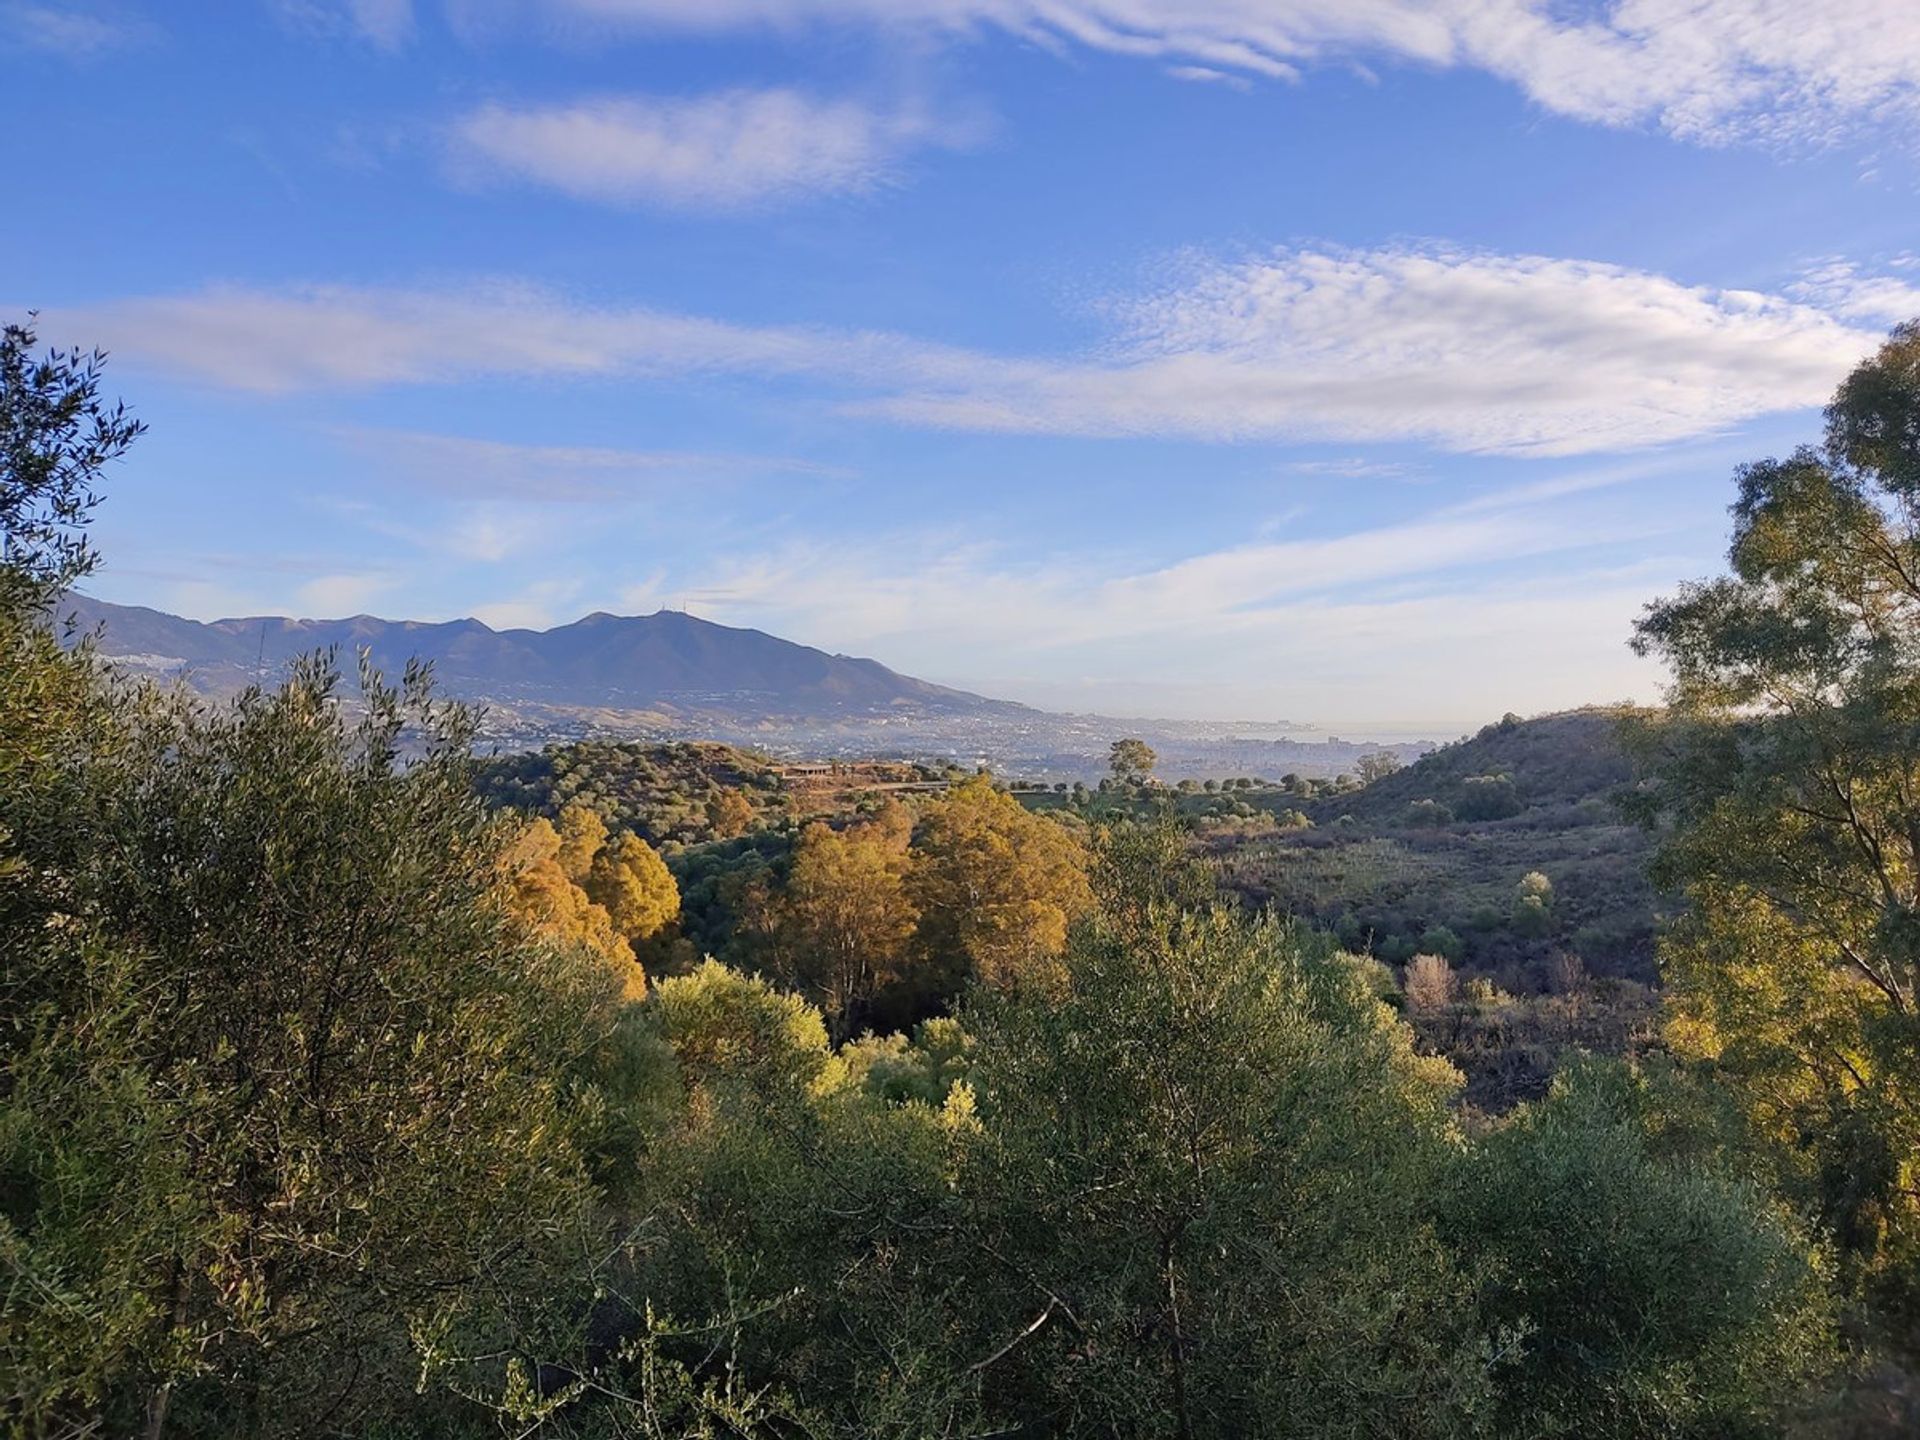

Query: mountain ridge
[57,594,1019,720]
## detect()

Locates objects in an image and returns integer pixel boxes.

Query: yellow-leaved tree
[587,830,681,946]
[503,808,643,998]
[911,775,1093,996]
[775,806,918,1039]
[555,802,609,882]
[705,786,756,839]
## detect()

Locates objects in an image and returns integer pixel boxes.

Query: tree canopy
[1632,319,1920,1343]
[1108,736,1157,781]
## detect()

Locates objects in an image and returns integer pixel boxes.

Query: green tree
[1630,320,1920,1331]
[1456,773,1522,820]
[1447,1062,1834,1439]
[0,318,144,607]
[1511,870,1555,938]
[959,904,1484,1438]
[2,656,622,1438]
[1357,749,1403,784]
[599,960,981,1437]
[1108,736,1157,782]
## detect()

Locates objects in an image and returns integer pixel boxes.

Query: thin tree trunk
[1162,1230,1194,1440]
[144,1253,191,1440]
[144,1382,172,1440]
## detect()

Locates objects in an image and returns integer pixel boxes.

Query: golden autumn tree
[586,830,681,944]
[911,775,1093,996]
[705,786,756,839]
[555,802,608,882]
[777,807,918,1039]
[502,813,642,998]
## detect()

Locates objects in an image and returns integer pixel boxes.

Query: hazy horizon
[62,589,1615,735]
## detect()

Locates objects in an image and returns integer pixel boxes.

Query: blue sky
[5,0,1918,729]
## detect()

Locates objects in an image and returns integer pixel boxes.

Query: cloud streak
[47,243,1899,455]
[642,492,1673,720]
[277,0,413,49]
[869,246,1880,454]
[451,89,963,210]
[2,3,154,56]
[558,0,1920,148]
[333,428,842,501]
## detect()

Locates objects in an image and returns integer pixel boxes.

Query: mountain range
[57,595,1013,720]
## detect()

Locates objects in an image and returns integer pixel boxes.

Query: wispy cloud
[332,427,841,501]
[45,278,982,392]
[867,245,1883,454]
[1278,458,1421,481]
[560,0,1920,149]
[45,244,1901,455]
[2,3,154,56]
[637,490,1674,719]
[1164,65,1251,92]
[470,577,586,631]
[450,89,970,211]
[276,0,412,50]
[1791,257,1920,328]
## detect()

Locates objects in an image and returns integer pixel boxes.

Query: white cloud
[344,0,410,45]
[470,578,586,631]
[891,245,1891,454]
[638,494,1674,720]
[48,244,1900,455]
[451,89,959,210]
[560,0,1920,148]
[1791,259,1920,329]
[1164,65,1250,91]
[865,245,1881,454]
[2,3,153,56]
[444,506,523,563]
[47,278,979,392]
[1279,458,1420,480]
[687,506,1630,659]
[295,571,393,615]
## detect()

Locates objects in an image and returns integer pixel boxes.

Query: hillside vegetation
[475,739,786,844]
[1218,708,1661,985]
[1314,707,1641,825]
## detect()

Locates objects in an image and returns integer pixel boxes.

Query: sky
[4,0,1918,731]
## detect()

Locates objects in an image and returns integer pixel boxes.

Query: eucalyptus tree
[1632,321,1920,1332]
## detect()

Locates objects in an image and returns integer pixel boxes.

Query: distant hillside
[1316,708,1641,826]
[57,595,1017,721]
[476,740,782,846]
[1216,707,1664,1001]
